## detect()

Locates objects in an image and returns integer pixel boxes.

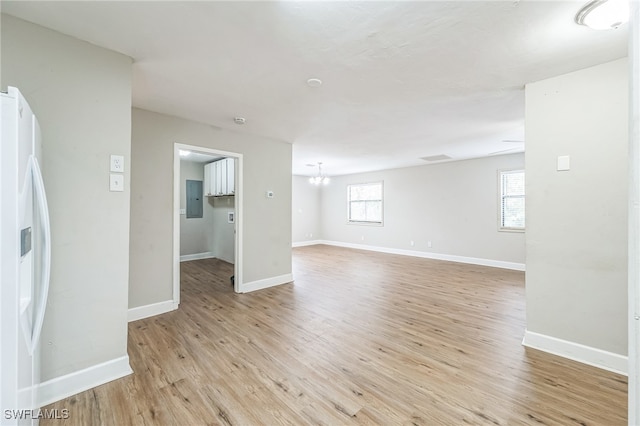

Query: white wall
[1,15,132,381]
[180,160,208,255]
[179,160,210,256]
[292,175,321,244]
[525,59,628,361]
[318,154,525,266]
[208,195,235,264]
[129,108,291,308]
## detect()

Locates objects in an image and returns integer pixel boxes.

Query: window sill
[499,227,525,233]
[348,221,384,227]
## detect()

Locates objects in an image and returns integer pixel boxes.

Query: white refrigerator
[1,87,52,425]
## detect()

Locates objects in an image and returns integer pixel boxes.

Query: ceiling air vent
[420,154,452,162]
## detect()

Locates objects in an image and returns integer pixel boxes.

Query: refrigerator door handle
[27,155,51,355]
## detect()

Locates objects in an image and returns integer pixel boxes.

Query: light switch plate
[179,209,186,215]
[557,155,570,171]
[110,155,124,173]
[110,174,124,192]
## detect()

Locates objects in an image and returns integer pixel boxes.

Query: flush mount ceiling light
[179,149,190,157]
[234,116,246,125]
[575,0,629,30]
[306,78,322,88]
[309,162,330,185]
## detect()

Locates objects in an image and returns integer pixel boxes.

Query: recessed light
[306,78,322,88]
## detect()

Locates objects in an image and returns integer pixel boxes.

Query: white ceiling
[3,1,628,176]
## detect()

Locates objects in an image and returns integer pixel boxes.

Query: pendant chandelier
[309,162,330,185]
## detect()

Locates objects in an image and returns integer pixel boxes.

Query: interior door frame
[629,1,639,422]
[173,143,243,303]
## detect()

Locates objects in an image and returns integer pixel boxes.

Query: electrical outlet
[110,155,124,173]
[427,241,432,248]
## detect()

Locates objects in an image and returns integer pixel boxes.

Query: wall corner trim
[522,329,628,376]
[300,240,525,271]
[36,355,132,408]
[241,273,293,293]
[180,252,215,262]
[128,300,178,322]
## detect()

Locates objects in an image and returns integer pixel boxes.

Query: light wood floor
[43,245,627,425]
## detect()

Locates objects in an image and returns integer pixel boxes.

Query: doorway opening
[172,143,243,305]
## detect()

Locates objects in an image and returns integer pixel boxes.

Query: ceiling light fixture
[179,149,191,157]
[306,78,323,88]
[575,0,629,30]
[309,162,330,185]
[234,117,246,125]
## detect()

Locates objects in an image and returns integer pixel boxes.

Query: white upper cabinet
[204,162,214,196]
[204,158,235,197]
[215,158,226,195]
[226,158,235,195]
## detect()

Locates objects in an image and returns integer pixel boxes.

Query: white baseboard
[309,240,525,271]
[36,356,132,408]
[128,300,178,322]
[292,240,323,248]
[240,273,293,293]
[180,252,215,262]
[522,330,627,375]
[216,255,235,265]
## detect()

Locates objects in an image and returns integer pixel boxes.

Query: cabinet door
[203,163,213,196]
[226,158,235,195]
[215,159,227,196]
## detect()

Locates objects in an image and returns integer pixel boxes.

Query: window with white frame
[499,170,525,231]
[348,182,383,225]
